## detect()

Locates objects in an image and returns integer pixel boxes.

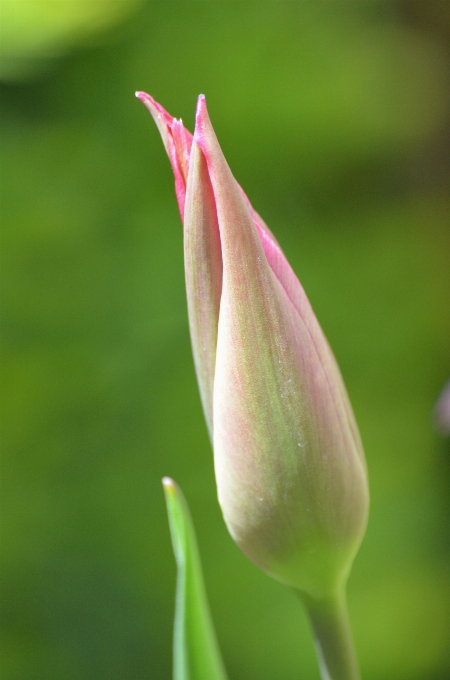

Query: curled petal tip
[138,92,194,216]
[135,90,159,111]
[136,90,172,125]
[135,90,155,104]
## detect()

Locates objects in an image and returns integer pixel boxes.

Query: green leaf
[163,478,229,680]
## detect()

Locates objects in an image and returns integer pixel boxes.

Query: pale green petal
[184,143,222,440]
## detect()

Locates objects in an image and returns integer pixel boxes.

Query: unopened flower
[137,92,369,601]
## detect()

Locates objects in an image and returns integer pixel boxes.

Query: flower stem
[299,589,361,680]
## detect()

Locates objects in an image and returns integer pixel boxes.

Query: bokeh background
[2,2,450,679]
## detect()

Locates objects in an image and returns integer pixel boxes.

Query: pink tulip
[137,92,369,601]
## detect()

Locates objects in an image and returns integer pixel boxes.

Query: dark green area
[1,3,450,679]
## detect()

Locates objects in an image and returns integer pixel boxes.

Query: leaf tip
[162,476,176,491]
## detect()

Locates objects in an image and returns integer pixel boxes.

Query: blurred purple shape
[434,380,450,436]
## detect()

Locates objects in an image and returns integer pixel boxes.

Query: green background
[2,2,450,679]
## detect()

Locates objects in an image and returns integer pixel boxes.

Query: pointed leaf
[162,478,228,680]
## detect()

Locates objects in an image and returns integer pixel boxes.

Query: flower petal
[184,140,222,439]
[136,91,193,217]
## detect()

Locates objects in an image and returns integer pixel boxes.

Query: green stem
[299,589,361,680]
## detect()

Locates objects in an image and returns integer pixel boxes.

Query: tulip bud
[137,92,369,601]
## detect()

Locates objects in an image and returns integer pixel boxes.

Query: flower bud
[138,92,369,600]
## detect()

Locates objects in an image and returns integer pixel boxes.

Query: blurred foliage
[1,2,450,680]
[0,0,143,80]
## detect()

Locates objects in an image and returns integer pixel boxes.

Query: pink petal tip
[194,94,209,144]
